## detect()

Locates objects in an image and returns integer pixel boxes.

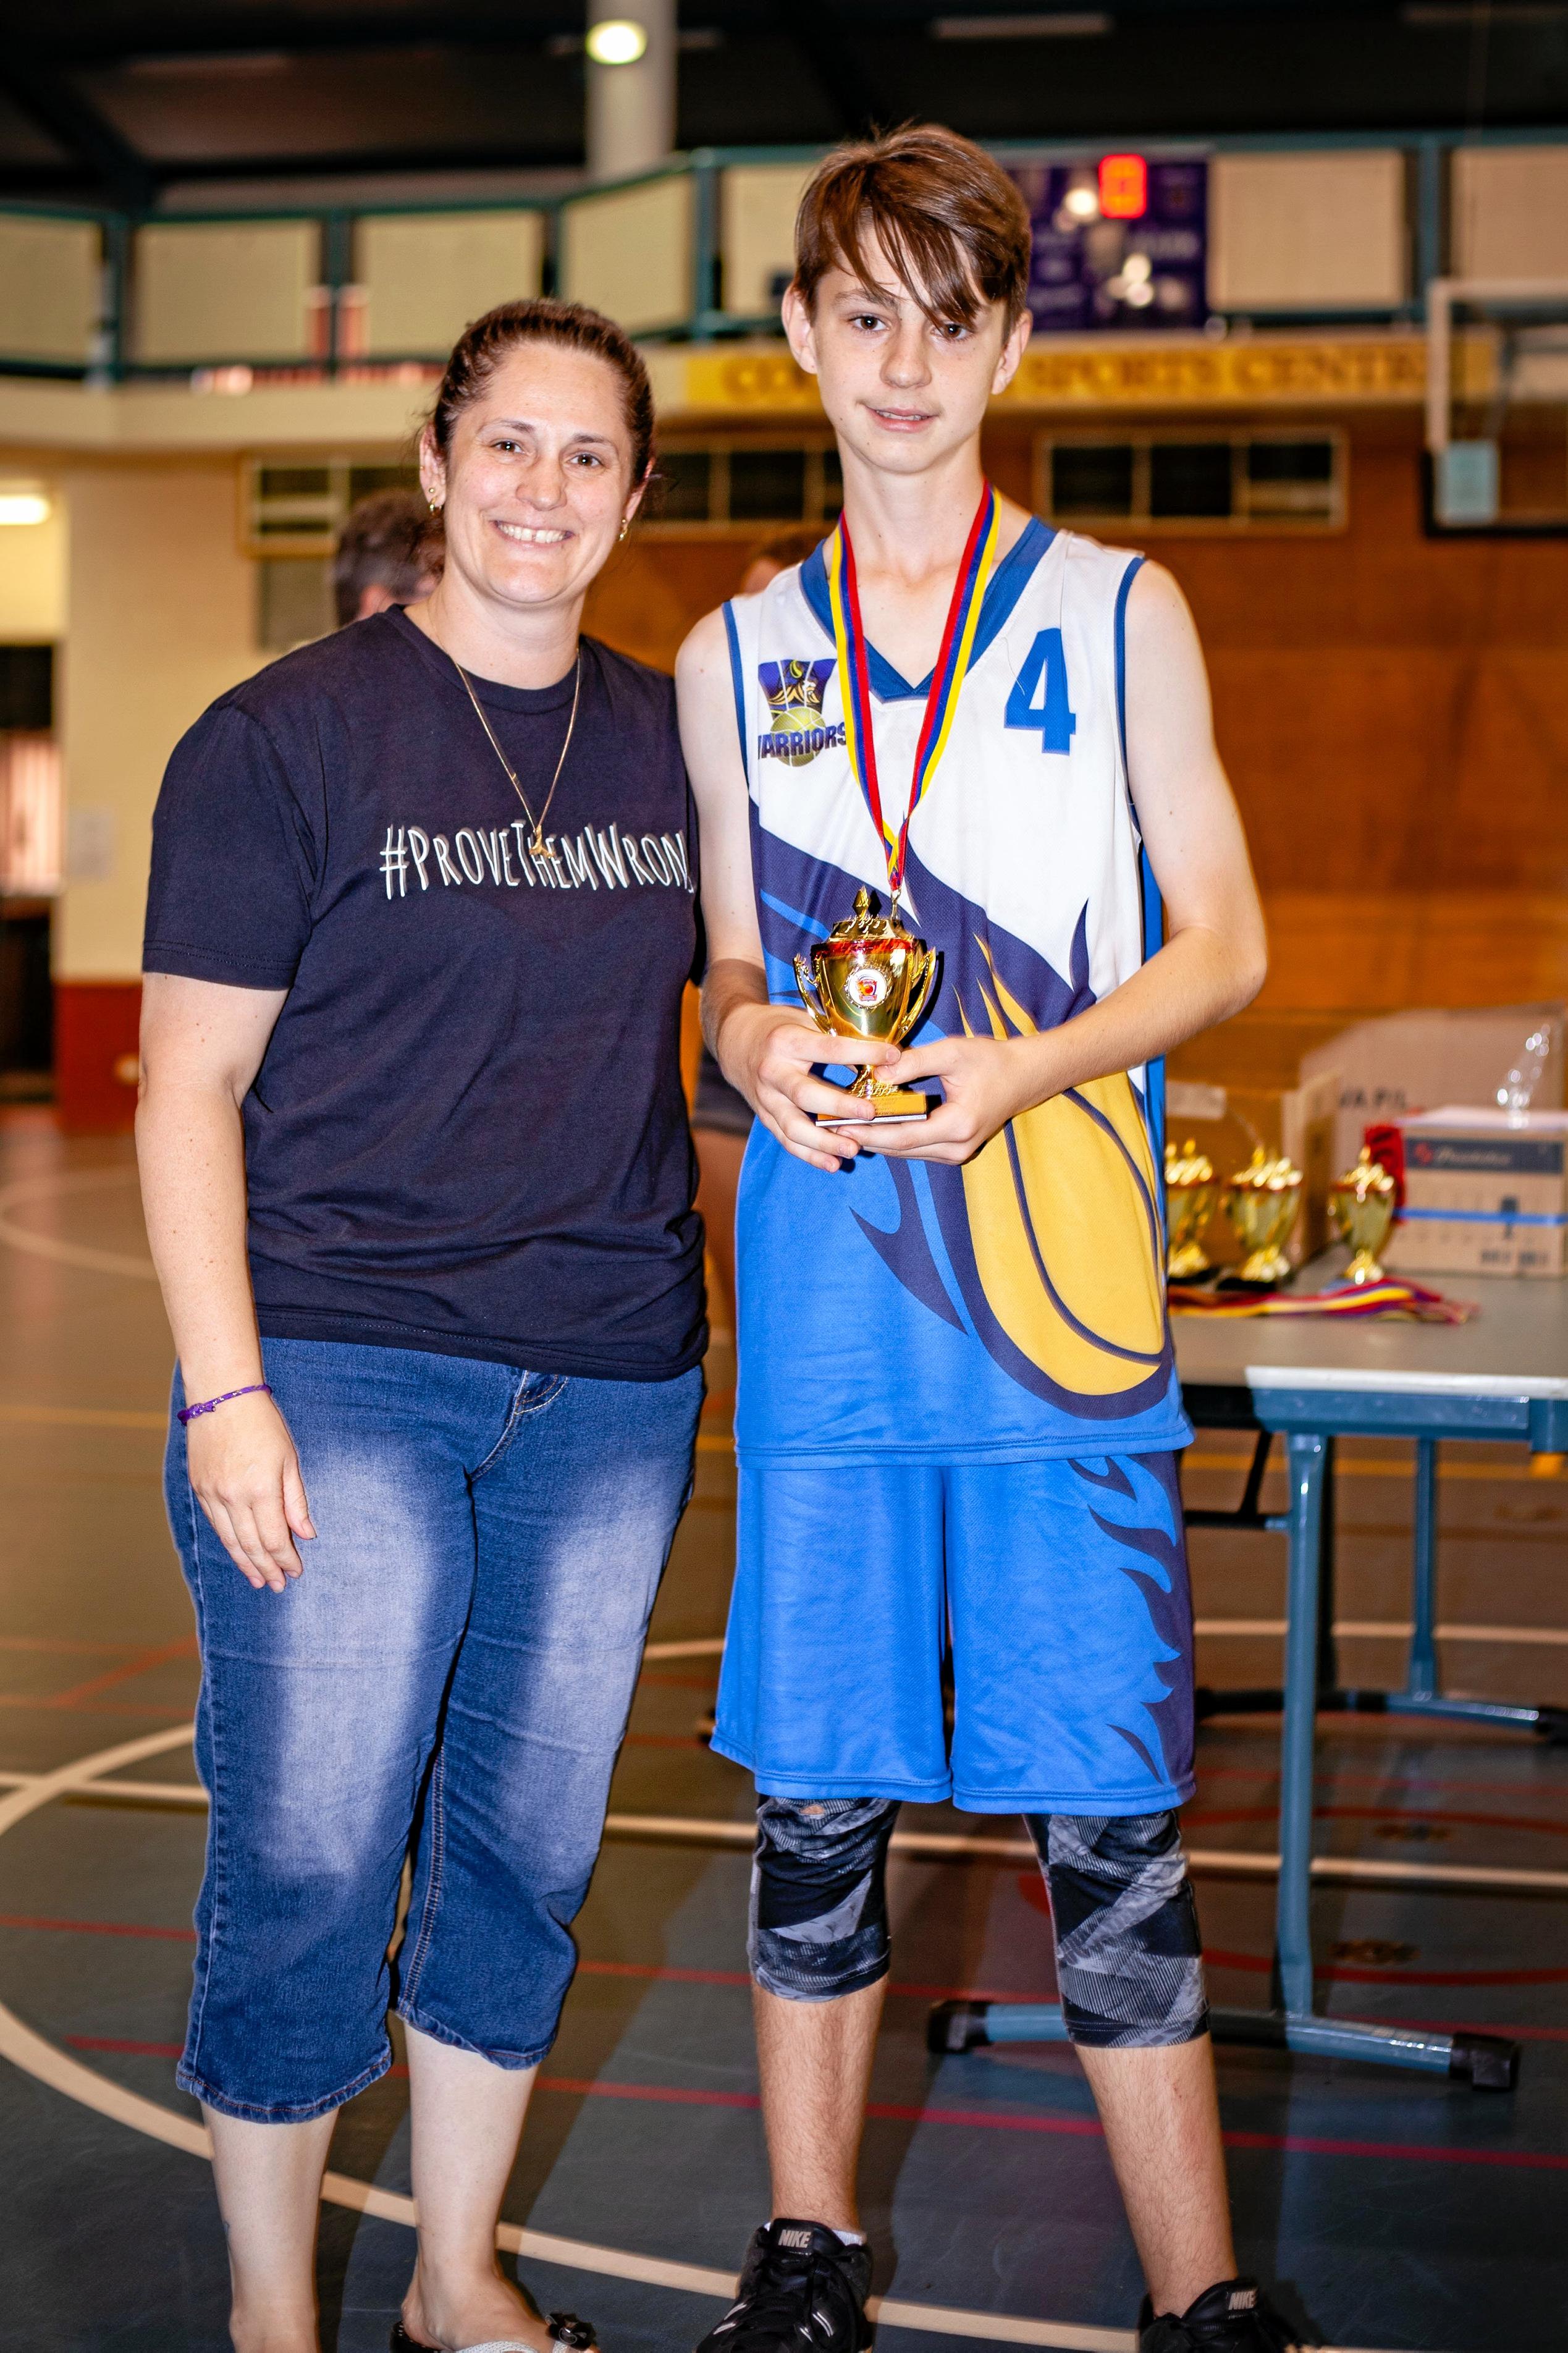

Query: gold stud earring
[618,517,630,543]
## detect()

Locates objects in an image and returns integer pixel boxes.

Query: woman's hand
[718,999,898,1174]
[186,1391,316,1593]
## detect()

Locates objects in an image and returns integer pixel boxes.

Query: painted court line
[3,1757,1565,1895]
[0,1726,1443,2351]
[28,1936,1568,2017]
[0,1170,157,1282]
[1194,1619,1568,1648]
[1184,1449,1563,1485]
[56,2038,1568,2177]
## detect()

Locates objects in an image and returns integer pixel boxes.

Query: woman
[137,300,705,2353]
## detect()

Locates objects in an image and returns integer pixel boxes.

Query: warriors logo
[757,659,845,768]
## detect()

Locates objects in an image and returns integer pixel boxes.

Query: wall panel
[1451,146,1568,282]
[558,177,693,337]
[0,216,100,365]
[720,165,812,317]
[1210,153,1407,310]
[357,211,544,357]
[133,222,318,365]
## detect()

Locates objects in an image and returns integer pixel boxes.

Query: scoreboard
[1008,156,1208,334]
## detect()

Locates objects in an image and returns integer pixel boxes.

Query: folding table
[932,1258,1568,2089]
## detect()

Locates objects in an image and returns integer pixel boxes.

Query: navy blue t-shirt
[143,607,706,1382]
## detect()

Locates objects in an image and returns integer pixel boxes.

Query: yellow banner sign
[679,335,1435,416]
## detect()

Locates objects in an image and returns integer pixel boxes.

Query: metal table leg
[929,1425,1517,2087]
[1361,1432,1568,1738]
[1188,1413,1568,1743]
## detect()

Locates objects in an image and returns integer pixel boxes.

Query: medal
[824,478,1000,907]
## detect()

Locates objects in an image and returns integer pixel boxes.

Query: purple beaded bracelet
[177,1383,273,1426]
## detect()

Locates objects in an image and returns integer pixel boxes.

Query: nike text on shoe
[695,2219,872,2353]
[1138,2275,1301,2352]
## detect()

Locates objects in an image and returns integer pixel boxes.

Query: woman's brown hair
[793,124,1032,333]
[428,298,656,486]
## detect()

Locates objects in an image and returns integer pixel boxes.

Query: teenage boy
[677,127,1282,2353]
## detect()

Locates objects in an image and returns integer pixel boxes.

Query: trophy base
[819,1088,934,1128]
[1166,1242,1213,1280]
[1342,1249,1386,1286]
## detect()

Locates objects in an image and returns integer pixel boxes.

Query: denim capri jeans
[166,1335,702,2123]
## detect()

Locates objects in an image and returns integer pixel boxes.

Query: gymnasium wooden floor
[1,1110,1566,2353]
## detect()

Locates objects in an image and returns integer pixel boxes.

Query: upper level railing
[0,128,1564,384]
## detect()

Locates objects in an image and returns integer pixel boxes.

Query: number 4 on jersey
[1005,629,1077,753]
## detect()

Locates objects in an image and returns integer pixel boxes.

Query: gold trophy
[1224,1146,1303,1285]
[795,887,938,1126]
[1164,1137,1217,1279]
[1329,1145,1397,1285]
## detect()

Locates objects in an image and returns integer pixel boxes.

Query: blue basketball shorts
[710,1451,1194,1814]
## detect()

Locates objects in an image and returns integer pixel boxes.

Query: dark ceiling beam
[0,57,157,206]
[769,0,887,132]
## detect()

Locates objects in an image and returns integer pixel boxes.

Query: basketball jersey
[724,518,1190,1466]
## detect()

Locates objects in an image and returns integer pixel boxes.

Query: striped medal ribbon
[825,478,1000,906]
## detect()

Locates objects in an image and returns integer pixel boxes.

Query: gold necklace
[452,648,583,858]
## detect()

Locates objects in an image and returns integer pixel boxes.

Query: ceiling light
[586,18,649,64]
[0,488,49,526]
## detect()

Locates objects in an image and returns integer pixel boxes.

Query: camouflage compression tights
[748,1796,1208,2047]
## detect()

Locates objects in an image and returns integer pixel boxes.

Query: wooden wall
[586,409,1568,1016]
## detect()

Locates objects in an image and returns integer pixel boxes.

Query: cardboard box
[1165,1072,1340,1270]
[1383,1107,1568,1278]
[1298,1005,1564,1176]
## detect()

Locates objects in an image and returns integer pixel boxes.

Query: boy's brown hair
[793,124,1032,333]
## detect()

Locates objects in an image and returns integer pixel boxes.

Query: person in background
[332,485,440,627]
[137,298,704,2353]
[691,526,824,1335]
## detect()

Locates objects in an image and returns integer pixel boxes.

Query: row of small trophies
[1165,1137,1398,1288]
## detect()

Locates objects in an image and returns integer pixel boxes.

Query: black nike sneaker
[1139,2277,1300,2351]
[696,2220,873,2353]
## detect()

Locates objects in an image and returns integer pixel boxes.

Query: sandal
[390,2312,599,2352]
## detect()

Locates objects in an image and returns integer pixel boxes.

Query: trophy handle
[900,947,939,1041]
[793,952,833,1034]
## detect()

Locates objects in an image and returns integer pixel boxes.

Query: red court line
[1,1912,195,1941]
[575,1958,1046,2004]
[68,2036,183,2055]
[0,1697,196,1719]
[60,2041,1568,2172]
[20,1911,1568,1998]
[1347,2016,1568,2044]
[0,1636,148,1657]
[1186,1802,1568,1842]
[1204,1945,1568,1988]
[1197,1765,1568,1804]
[46,1637,198,1710]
